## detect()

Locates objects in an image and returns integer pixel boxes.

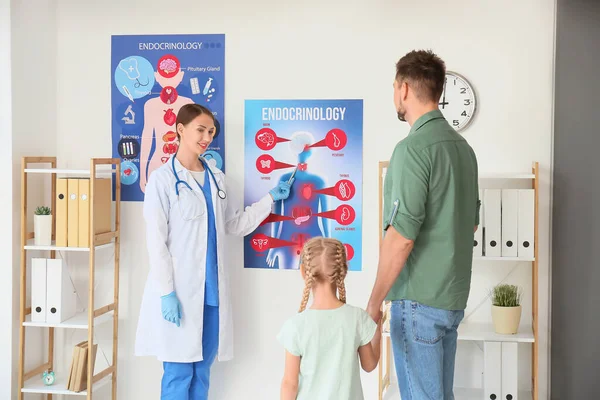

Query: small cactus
[34,206,51,216]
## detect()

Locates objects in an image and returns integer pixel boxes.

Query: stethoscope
[172,155,226,200]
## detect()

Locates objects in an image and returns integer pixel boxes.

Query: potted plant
[34,206,52,246]
[491,284,522,334]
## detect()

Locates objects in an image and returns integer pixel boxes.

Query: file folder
[518,189,535,259]
[484,341,501,400]
[56,178,68,247]
[484,189,501,257]
[502,342,519,400]
[94,178,113,244]
[67,179,80,247]
[46,258,77,324]
[78,179,90,247]
[31,258,47,323]
[501,190,519,257]
[473,189,483,256]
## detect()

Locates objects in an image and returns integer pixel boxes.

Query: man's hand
[367,226,415,320]
[367,304,383,325]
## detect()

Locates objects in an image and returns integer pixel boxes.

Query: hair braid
[298,248,314,312]
[334,243,347,303]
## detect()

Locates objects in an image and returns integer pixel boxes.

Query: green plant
[34,206,51,216]
[491,284,522,307]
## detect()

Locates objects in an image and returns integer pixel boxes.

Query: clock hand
[441,77,448,109]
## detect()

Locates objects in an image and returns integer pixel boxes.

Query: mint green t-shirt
[277,304,377,400]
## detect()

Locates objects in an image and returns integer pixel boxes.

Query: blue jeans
[161,305,219,400]
[390,300,464,400]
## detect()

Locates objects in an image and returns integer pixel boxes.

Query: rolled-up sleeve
[143,173,174,296]
[386,144,430,240]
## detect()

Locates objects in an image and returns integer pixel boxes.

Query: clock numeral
[453,120,460,127]
[460,88,467,94]
[461,111,467,117]
[464,99,471,106]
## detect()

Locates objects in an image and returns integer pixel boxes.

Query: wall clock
[438,71,477,133]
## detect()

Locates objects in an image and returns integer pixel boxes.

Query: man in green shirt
[367,50,480,399]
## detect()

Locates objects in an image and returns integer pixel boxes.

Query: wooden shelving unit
[377,161,540,400]
[18,157,121,400]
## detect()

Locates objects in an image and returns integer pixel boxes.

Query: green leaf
[490,284,522,307]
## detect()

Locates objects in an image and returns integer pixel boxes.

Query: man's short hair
[395,50,446,103]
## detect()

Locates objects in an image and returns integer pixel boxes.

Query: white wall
[50,0,557,399]
[9,1,58,399]
[0,1,14,399]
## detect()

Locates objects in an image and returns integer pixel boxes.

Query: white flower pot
[34,215,52,246]
[491,305,522,334]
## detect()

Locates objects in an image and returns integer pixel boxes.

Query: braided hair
[298,237,348,312]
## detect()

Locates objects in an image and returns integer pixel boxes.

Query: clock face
[438,71,476,132]
[43,372,55,385]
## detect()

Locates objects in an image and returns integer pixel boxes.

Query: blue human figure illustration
[266,145,329,269]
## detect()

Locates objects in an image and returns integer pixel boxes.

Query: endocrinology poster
[111,34,225,201]
[244,99,363,271]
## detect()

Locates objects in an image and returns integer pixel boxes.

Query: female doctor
[135,104,292,400]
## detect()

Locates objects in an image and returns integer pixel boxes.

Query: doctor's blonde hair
[298,237,348,312]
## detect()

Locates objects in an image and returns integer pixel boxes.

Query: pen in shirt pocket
[388,199,399,227]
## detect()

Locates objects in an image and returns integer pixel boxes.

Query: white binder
[518,189,535,259]
[501,190,519,257]
[31,258,47,323]
[502,342,519,400]
[46,259,77,324]
[473,189,483,256]
[484,341,502,400]
[484,189,502,257]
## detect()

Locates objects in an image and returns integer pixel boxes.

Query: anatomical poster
[243,99,363,271]
[111,34,225,201]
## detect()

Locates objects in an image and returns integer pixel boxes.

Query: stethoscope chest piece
[218,189,226,199]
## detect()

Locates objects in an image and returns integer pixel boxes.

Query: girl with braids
[277,237,381,400]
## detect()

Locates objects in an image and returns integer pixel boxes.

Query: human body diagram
[139,67,193,192]
[247,128,357,270]
[265,146,330,269]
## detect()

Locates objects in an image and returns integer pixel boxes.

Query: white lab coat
[135,156,273,363]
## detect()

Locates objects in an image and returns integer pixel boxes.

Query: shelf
[24,310,114,330]
[384,385,532,400]
[474,256,535,262]
[24,168,114,177]
[24,240,114,252]
[455,387,532,400]
[383,322,534,343]
[22,376,112,396]
[457,322,535,343]
[479,174,536,180]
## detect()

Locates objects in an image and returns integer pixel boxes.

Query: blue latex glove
[161,291,182,327]
[269,181,292,201]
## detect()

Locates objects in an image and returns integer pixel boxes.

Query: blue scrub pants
[161,305,219,400]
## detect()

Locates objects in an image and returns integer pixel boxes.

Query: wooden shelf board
[23,310,114,330]
[24,168,114,176]
[24,240,114,252]
[474,256,535,262]
[457,322,535,343]
[22,376,112,396]
[479,174,536,179]
[455,387,532,400]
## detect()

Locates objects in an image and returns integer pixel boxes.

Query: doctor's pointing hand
[135,104,292,400]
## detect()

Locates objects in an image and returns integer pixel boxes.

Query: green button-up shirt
[383,110,480,310]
